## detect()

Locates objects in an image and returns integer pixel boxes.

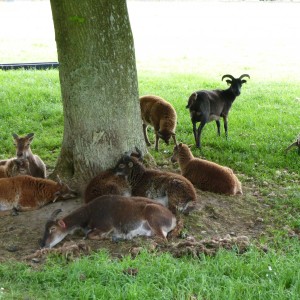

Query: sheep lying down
[40,195,177,248]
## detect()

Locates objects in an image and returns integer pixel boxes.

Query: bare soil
[0,177,270,264]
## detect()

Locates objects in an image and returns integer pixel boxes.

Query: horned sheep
[140,95,177,151]
[113,153,197,214]
[186,74,250,148]
[171,143,243,195]
[40,195,177,248]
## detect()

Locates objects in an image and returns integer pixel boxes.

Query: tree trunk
[50,0,146,188]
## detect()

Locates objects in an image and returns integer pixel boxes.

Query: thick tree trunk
[50,0,146,188]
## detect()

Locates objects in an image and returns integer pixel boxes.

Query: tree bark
[50,0,146,188]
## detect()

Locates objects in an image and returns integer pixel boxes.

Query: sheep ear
[58,219,66,228]
[241,80,247,84]
[226,80,231,85]
[26,133,34,142]
[12,133,19,140]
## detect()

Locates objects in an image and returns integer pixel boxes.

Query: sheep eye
[50,226,56,233]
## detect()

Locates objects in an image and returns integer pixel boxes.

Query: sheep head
[222,74,250,96]
[113,154,136,177]
[39,209,67,248]
[157,129,176,145]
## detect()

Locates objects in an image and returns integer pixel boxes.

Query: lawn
[0,1,300,299]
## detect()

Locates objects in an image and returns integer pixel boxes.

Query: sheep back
[140,95,177,134]
[175,143,242,195]
[84,170,130,203]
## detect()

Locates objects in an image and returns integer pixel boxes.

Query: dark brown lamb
[84,169,130,203]
[113,154,197,214]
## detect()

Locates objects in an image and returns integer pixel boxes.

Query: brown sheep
[0,158,31,178]
[171,143,242,195]
[140,95,177,151]
[84,149,143,203]
[113,153,196,215]
[40,195,177,248]
[0,175,77,216]
[12,133,47,178]
[84,169,130,203]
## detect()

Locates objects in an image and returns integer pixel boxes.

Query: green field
[0,1,300,299]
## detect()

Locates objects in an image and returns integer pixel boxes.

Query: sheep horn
[134,147,143,161]
[50,209,62,221]
[222,74,235,81]
[239,74,250,80]
[124,151,132,157]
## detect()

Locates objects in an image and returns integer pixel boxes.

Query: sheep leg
[142,124,151,146]
[172,134,177,146]
[216,120,221,136]
[192,122,198,147]
[223,116,228,139]
[144,205,168,241]
[196,122,206,148]
[285,141,297,153]
[154,133,160,151]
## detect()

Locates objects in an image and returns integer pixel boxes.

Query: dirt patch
[0,181,269,264]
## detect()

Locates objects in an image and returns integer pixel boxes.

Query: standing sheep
[171,143,242,195]
[140,95,177,151]
[186,74,250,148]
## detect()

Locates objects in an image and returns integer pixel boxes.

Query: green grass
[0,69,300,299]
[1,2,300,298]
[1,246,300,300]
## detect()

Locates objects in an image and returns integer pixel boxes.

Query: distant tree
[50,0,146,187]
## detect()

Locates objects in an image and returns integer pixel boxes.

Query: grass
[0,69,300,298]
[1,246,300,300]
[1,1,300,298]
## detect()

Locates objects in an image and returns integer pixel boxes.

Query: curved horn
[239,74,250,80]
[124,151,132,157]
[50,209,62,221]
[134,147,143,161]
[222,74,235,81]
